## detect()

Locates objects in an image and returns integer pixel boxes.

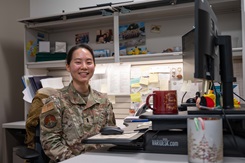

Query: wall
[0,0,29,162]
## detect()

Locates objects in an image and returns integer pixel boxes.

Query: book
[28,76,52,93]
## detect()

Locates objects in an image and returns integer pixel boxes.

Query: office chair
[16,88,58,163]
[16,124,50,163]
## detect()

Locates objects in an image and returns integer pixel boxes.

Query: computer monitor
[182,0,235,109]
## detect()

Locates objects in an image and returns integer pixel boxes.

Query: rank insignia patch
[42,102,54,113]
[44,114,57,128]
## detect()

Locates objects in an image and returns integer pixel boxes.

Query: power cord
[233,92,245,103]
[221,109,239,148]
[144,130,160,147]
[181,91,187,104]
[214,82,244,156]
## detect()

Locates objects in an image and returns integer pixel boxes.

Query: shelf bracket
[101,9,113,16]
[120,7,131,14]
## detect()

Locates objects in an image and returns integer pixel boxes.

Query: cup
[146,90,178,115]
[188,118,223,163]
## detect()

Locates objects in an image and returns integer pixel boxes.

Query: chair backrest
[33,124,50,163]
[16,123,50,163]
[24,88,58,163]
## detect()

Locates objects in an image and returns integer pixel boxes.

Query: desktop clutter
[194,89,241,110]
[83,89,245,163]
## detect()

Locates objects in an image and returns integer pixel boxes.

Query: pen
[131,119,149,122]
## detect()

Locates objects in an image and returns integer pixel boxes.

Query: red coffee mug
[146,90,178,115]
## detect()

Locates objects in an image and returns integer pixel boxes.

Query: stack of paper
[22,76,64,103]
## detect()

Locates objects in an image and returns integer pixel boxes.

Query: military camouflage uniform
[40,83,116,162]
[25,88,58,149]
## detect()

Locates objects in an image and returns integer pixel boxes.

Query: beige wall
[0,0,29,162]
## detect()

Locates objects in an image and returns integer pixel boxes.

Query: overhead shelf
[26,47,242,69]
[26,56,115,69]
[26,52,183,69]
[19,0,240,30]
[23,0,242,68]
[120,52,183,63]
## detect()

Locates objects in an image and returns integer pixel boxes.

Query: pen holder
[187,118,223,163]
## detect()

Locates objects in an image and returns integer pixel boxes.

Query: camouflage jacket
[25,88,58,149]
[40,83,116,162]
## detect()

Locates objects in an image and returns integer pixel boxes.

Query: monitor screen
[182,0,235,109]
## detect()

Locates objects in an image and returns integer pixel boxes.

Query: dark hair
[66,44,95,65]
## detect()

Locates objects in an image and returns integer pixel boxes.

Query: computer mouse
[186,98,196,103]
[100,126,124,135]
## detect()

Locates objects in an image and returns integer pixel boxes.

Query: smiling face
[66,47,95,89]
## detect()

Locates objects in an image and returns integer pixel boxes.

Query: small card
[55,42,66,52]
[39,41,50,52]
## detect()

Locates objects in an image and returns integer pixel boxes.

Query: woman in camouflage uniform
[40,44,116,162]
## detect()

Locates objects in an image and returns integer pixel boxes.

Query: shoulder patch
[44,114,57,128]
[42,102,55,113]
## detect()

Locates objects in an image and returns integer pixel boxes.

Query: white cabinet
[19,0,244,118]
[20,0,243,66]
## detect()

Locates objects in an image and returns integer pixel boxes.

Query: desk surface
[3,120,245,163]
[60,147,245,163]
[2,121,25,129]
[1,119,125,130]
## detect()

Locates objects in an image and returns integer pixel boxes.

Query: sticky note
[130,78,140,85]
[131,83,141,88]
[160,79,169,90]
[130,93,141,102]
[140,77,149,85]
[149,74,159,83]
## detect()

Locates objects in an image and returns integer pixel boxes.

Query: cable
[233,92,245,103]
[144,130,160,147]
[215,81,243,155]
[181,91,187,104]
[216,81,245,103]
[210,81,243,155]
[221,109,240,151]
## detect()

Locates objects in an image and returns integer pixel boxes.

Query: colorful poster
[119,22,146,51]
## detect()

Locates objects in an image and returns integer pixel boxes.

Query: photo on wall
[150,25,161,33]
[119,22,146,54]
[96,29,113,44]
[75,32,89,44]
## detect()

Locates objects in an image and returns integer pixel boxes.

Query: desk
[2,120,125,163]
[60,146,245,163]
[2,121,25,129]
[2,121,26,163]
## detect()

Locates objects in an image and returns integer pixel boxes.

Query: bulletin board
[90,62,201,116]
[129,63,201,114]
